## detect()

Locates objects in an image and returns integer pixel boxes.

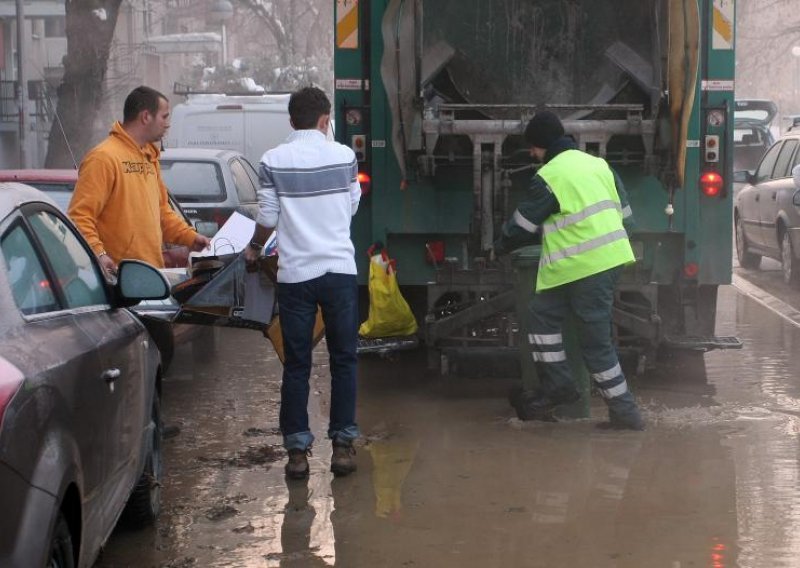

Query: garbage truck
[335,0,741,369]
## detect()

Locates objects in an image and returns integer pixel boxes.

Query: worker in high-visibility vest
[494,111,644,430]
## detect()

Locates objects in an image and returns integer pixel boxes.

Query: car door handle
[772,193,777,200]
[755,195,760,202]
[101,368,121,382]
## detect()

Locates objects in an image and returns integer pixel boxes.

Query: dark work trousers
[527,267,639,416]
[276,272,360,451]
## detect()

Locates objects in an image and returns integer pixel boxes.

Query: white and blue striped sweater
[256,129,361,284]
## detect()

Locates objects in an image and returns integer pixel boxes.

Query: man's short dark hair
[123,86,168,123]
[288,87,331,130]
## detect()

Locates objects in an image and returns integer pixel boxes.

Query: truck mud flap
[357,336,419,356]
[663,335,743,351]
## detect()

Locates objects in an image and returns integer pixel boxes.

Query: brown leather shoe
[330,442,357,477]
[285,448,311,479]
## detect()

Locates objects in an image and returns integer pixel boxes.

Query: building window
[44,17,66,38]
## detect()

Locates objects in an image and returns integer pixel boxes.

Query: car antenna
[35,71,78,169]
[48,96,79,170]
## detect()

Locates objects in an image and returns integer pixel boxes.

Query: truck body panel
[338,0,739,364]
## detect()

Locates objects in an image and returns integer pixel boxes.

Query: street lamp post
[15,0,27,168]
[209,0,234,66]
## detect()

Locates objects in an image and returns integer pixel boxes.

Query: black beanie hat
[524,111,565,149]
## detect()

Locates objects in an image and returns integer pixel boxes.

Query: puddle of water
[96,285,800,567]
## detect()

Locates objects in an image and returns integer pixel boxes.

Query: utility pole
[15,0,28,168]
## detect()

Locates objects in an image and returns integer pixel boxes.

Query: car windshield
[161,160,225,202]
[734,128,771,173]
[734,128,767,145]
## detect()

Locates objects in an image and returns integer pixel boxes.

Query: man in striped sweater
[244,87,362,478]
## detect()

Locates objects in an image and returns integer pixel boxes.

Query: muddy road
[95,284,800,567]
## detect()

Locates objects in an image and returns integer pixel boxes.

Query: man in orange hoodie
[69,85,210,275]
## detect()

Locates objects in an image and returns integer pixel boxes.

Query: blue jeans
[277,272,360,451]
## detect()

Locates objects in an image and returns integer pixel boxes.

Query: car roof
[161,148,243,160]
[0,182,59,218]
[0,169,78,183]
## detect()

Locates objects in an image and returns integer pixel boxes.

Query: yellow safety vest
[535,149,635,291]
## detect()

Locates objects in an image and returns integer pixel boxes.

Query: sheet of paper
[196,212,277,257]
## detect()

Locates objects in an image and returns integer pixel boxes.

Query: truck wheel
[48,512,75,568]
[122,393,163,527]
[782,231,800,286]
[736,215,761,269]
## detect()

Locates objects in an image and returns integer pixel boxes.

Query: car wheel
[121,393,163,527]
[736,214,762,269]
[48,512,75,568]
[782,231,800,286]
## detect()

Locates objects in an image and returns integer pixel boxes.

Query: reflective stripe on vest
[541,199,622,236]
[541,229,630,267]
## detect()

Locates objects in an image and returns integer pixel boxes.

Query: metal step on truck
[335,0,742,371]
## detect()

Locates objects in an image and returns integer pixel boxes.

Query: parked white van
[164,93,293,166]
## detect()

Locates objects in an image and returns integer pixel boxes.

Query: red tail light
[358,171,371,195]
[0,357,24,429]
[700,171,723,197]
[684,262,699,278]
[425,241,445,264]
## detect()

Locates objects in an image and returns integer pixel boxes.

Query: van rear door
[242,106,293,165]
[180,106,246,154]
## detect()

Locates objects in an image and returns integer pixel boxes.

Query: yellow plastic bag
[359,251,418,338]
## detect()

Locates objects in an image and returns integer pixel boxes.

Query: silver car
[160,148,262,238]
[0,183,170,567]
[734,131,800,285]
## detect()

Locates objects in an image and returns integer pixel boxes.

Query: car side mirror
[733,170,754,184]
[115,260,170,307]
[194,221,219,237]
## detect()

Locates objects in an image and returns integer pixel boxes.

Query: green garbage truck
[335,0,741,369]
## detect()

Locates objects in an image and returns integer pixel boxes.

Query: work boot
[285,448,311,479]
[510,386,581,421]
[330,440,357,477]
[597,394,645,431]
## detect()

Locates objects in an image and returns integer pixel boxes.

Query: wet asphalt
[94,265,800,568]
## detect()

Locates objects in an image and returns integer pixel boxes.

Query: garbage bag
[359,246,418,338]
[266,310,326,364]
[174,254,276,330]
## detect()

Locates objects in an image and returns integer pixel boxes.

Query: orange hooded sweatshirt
[68,122,196,268]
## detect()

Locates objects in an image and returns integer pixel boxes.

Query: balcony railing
[0,80,57,124]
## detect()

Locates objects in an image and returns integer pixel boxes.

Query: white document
[196,212,277,257]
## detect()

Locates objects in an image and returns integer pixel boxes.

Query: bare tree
[236,0,294,67]
[45,0,123,167]
[234,0,332,83]
[736,0,800,120]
